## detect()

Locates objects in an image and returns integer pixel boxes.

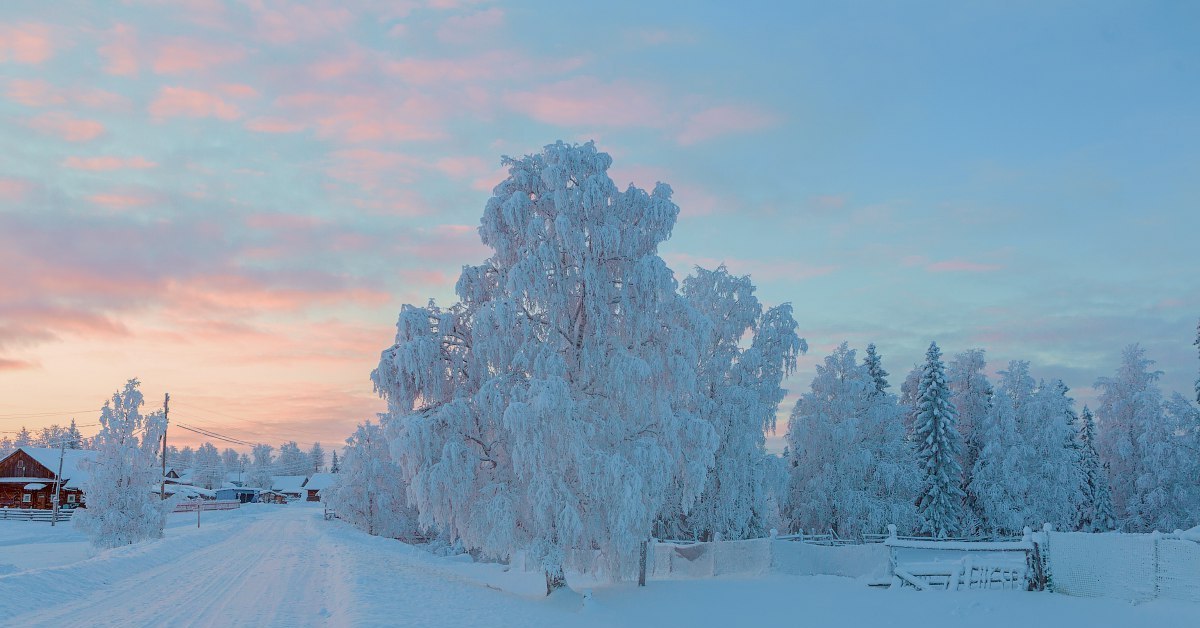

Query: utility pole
[161,393,169,502]
[51,437,65,526]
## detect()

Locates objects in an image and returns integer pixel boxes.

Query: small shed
[271,475,307,501]
[303,473,335,502]
[215,487,259,503]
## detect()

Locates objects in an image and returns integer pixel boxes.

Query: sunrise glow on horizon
[2,1,1198,451]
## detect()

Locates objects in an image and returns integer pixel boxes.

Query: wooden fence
[0,508,75,522]
[172,500,241,513]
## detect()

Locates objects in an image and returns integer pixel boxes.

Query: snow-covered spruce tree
[864,343,889,397]
[898,364,923,440]
[947,349,991,530]
[66,419,84,449]
[247,444,274,490]
[1076,407,1116,531]
[74,379,171,548]
[323,421,417,538]
[1147,392,1200,531]
[372,141,715,594]
[654,266,804,542]
[913,342,964,538]
[14,426,32,448]
[786,343,919,537]
[330,450,340,473]
[1029,379,1086,529]
[193,442,224,490]
[969,385,1029,534]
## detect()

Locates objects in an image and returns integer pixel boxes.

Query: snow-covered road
[2,505,1199,627]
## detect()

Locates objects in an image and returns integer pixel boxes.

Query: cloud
[99,24,139,75]
[0,358,37,371]
[149,86,241,120]
[7,79,65,106]
[0,23,54,64]
[504,77,669,128]
[26,112,105,142]
[250,1,355,44]
[245,117,307,133]
[64,156,158,171]
[385,50,587,85]
[926,259,1004,273]
[275,93,444,142]
[88,193,155,209]
[676,104,780,145]
[0,178,32,201]
[436,8,504,45]
[153,39,246,74]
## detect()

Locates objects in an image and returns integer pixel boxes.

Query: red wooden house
[0,447,96,510]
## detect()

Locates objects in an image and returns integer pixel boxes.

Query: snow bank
[773,541,889,580]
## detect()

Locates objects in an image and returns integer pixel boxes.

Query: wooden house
[303,473,335,502]
[0,447,96,510]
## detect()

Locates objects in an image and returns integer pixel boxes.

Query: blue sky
[0,1,1196,448]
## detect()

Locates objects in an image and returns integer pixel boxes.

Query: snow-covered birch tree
[913,342,964,538]
[193,442,224,490]
[247,444,274,490]
[785,343,919,537]
[74,379,172,548]
[372,141,715,593]
[323,421,417,539]
[655,266,804,541]
[947,348,991,529]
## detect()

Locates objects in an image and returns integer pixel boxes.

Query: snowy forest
[326,142,1200,591]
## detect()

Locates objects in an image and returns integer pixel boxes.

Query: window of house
[16,461,25,476]
[67,494,76,503]
[22,494,31,503]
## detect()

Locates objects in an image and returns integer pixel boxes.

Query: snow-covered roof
[16,447,98,489]
[271,475,307,493]
[304,473,335,491]
[163,484,216,499]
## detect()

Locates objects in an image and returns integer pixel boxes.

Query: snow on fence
[0,508,75,522]
[647,537,888,581]
[884,536,1035,591]
[172,500,241,513]
[1045,531,1200,603]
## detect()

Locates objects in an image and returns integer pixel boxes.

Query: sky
[1,1,1197,452]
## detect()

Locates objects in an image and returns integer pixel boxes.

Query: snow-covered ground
[1,504,1197,627]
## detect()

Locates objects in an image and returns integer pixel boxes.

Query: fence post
[638,537,650,587]
[1151,530,1161,598]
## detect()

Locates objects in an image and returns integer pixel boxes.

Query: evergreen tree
[14,426,32,448]
[913,342,964,538]
[65,419,83,449]
[898,364,923,439]
[275,441,309,475]
[74,379,171,548]
[947,349,992,531]
[330,450,340,473]
[1077,407,1116,531]
[864,343,889,396]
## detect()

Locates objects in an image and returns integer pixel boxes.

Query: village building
[271,475,307,501]
[303,473,335,502]
[0,447,97,510]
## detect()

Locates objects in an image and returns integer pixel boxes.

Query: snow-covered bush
[323,421,418,539]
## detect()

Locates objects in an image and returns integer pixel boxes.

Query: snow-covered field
[1,504,1197,628]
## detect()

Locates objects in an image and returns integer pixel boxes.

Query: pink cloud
[676,104,780,145]
[386,50,587,85]
[666,252,837,283]
[64,156,158,171]
[219,84,259,99]
[149,87,241,120]
[504,77,668,128]
[0,23,54,64]
[154,39,246,74]
[7,79,65,107]
[0,358,37,371]
[436,8,504,45]
[26,113,105,142]
[88,193,154,209]
[276,93,444,143]
[99,24,139,75]
[309,49,369,79]
[434,155,491,179]
[0,177,32,201]
[925,259,1004,273]
[245,117,307,133]
[326,148,424,190]
[250,1,355,44]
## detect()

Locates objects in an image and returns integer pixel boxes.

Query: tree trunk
[545,565,566,596]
